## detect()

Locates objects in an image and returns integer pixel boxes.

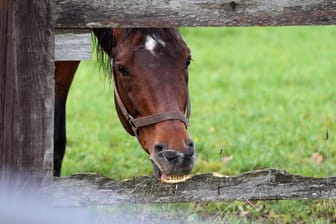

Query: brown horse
[54,28,195,182]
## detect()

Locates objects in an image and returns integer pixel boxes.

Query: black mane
[92,28,113,78]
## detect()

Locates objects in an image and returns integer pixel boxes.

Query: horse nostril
[154,143,165,158]
[162,150,179,161]
[154,143,180,161]
[184,139,195,157]
[187,139,194,148]
[154,141,194,162]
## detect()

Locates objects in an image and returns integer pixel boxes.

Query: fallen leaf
[209,127,216,133]
[239,210,250,217]
[222,155,233,163]
[212,172,225,177]
[311,152,323,164]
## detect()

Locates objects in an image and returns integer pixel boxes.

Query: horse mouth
[151,160,192,184]
[160,174,192,183]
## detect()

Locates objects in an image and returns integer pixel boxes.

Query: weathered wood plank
[55,0,336,28]
[55,29,92,61]
[52,169,336,206]
[0,0,54,187]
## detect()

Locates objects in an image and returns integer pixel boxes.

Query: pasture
[62,27,336,222]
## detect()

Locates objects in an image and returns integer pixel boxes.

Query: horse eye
[186,57,192,68]
[117,64,129,76]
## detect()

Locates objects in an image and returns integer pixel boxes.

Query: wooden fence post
[0,0,54,187]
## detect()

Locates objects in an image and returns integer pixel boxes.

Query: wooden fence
[53,169,336,206]
[55,0,336,27]
[1,0,336,204]
[0,0,54,187]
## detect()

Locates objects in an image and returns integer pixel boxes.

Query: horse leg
[54,61,79,176]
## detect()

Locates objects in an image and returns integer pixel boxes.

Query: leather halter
[112,68,191,139]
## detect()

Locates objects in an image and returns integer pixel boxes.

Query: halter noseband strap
[113,86,191,139]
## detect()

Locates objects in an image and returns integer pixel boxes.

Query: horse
[54,28,196,182]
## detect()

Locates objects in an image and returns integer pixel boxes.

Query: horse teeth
[160,175,191,183]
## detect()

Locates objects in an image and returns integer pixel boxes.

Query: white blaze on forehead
[145,36,157,55]
[145,35,166,56]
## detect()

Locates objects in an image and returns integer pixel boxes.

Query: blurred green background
[62,26,336,223]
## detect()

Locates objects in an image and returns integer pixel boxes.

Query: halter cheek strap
[113,85,191,139]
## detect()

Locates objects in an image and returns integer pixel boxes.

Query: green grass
[63,26,336,223]
[183,27,336,177]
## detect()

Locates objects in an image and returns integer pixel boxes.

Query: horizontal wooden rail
[52,169,336,207]
[55,29,92,61]
[55,29,91,61]
[55,0,336,28]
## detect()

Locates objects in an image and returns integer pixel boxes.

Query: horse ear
[93,28,114,57]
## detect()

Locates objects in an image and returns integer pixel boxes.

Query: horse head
[94,28,195,182]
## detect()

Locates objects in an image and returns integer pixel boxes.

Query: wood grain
[55,0,336,28]
[55,29,92,61]
[0,0,54,187]
[52,169,336,206]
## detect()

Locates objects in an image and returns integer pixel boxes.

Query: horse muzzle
[150,139,196,183]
